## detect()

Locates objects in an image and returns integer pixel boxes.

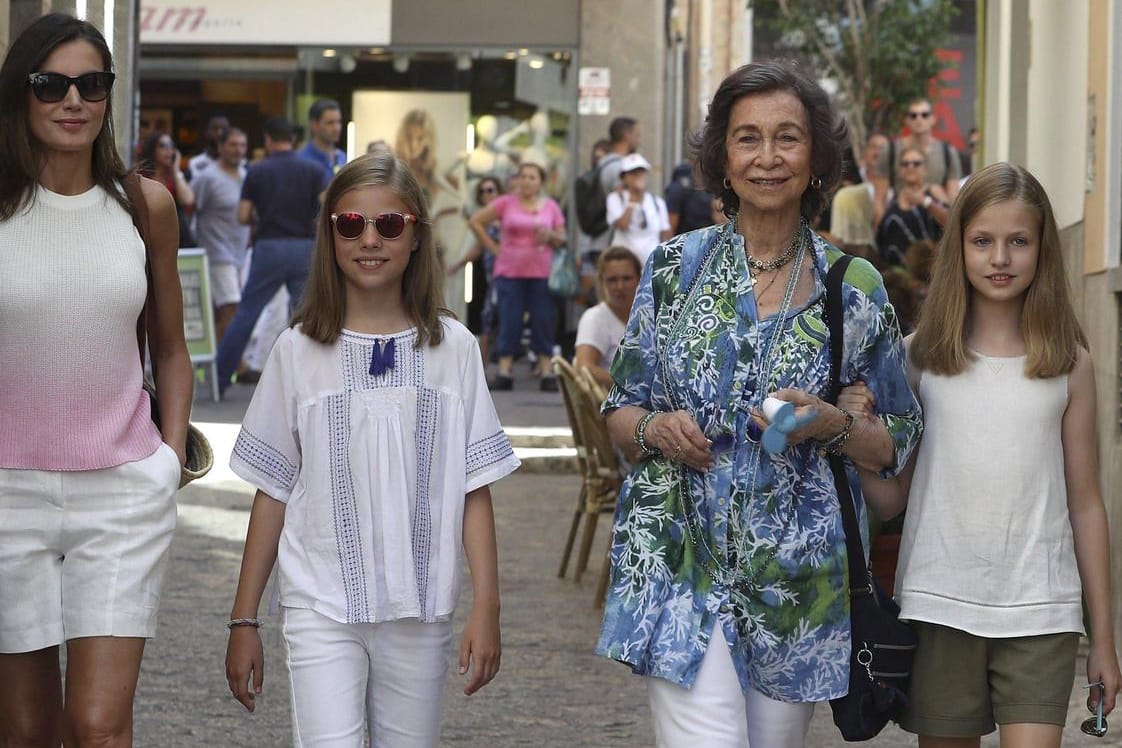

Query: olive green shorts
[899,621,1079,737]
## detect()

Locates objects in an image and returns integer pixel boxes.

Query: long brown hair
[911,162,1086,378]
[291,152,449,347]
[0,13,129,220]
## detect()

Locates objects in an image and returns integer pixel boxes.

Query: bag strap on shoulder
[822,254,871,594]
[123,171,154,368]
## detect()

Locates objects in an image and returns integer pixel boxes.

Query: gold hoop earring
[810,176,823,190]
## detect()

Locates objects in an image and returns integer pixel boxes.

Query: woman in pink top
[0,14,192,745]
[469,161,566,391]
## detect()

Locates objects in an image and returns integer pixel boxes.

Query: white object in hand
[762,396,796,429]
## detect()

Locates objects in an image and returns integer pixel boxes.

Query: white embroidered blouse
[230,320,520,624]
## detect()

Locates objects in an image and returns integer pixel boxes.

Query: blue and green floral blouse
[597,222,922,702]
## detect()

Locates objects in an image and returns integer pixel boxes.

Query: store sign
[140,0,391,45]
[578,67,611,116]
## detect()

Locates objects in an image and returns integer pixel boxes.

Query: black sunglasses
[900,159,925,168]
[907,111,932,119]
[331,211,417,240]
[27,71,115,103]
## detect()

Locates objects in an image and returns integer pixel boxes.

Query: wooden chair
[553,356,590,579]
[576,364,608,403]
[553,357,622,590]
[566,363,623,603]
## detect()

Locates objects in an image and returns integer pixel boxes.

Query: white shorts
[0,443,180,653]
[283,607,453,747]
[210,262,244,307]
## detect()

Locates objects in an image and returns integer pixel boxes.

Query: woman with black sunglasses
[0,14,192,746]
[875,146,948,268]
[137,130,196,248]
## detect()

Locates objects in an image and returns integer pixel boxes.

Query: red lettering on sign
[140,6,206,33]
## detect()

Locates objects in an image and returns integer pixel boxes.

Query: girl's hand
[644,410,713,472]
[459,604,501,695]
[225,626,265,712]
[1087,642,1122,716]
[838,381,876,418]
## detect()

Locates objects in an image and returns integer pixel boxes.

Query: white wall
[1025,0,1089,229]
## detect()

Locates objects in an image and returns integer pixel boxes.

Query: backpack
[573,153,621,237]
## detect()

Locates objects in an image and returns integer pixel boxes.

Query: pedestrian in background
[137,129,195,247]
[448,175,504,369]
[580,119,640,299]
[875,146,947,267]
[605,152,671,268]
[224,153,519,746]
[298,98,346,178]
[187,113,230,181]
[468,161,566,392]
[664,160,715,236]
[0,13,192,745]
[597,60,921,747]
[214,116,329,396]
[880,97,962,201]
[573,245,641,389]
[191,125,250,342]
[847,162,1121,744]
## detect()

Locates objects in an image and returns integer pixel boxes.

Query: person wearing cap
[214,116,331,396]
[605,153,671,268]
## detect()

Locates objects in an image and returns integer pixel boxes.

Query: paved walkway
[132,367,1118,746]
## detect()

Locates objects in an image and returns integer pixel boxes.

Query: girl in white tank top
[842,162,1120,745]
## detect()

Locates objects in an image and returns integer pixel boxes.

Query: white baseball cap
[619,153,651,174]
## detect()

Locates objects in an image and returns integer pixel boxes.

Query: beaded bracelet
[819,409,855,456]
[633,410,662,457]
[227,617,262,629]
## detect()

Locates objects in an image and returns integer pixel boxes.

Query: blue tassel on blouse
[369,338,396,376]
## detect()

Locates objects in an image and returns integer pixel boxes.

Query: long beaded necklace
[680,222,808,598]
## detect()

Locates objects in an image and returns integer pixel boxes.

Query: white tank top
[896,354,1084,637]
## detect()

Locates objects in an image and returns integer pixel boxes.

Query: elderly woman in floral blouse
[597,61,923,747]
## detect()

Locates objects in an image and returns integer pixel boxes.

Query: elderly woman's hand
[645,410,713,472]
[749,388,850,448]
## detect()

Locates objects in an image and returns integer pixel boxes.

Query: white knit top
[895,354,1084,637]
[0,184,162,470]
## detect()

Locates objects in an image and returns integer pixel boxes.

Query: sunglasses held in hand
[331,211,417,240]
[28,71,115,102]
[1082,682,1109,737]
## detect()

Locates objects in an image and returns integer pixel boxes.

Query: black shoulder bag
[823,254,917,741]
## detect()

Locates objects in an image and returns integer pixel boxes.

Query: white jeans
[283,607,453,748]
[647,627,815,748]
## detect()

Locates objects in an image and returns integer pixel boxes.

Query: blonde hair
[911,162,1086,378]
[291,152,448,347]
[395,109,437,181]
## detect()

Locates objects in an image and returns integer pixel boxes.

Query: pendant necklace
[745,223,802,281]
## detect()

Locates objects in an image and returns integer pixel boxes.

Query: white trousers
[647,627,815,748]
[283,607,453,748]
